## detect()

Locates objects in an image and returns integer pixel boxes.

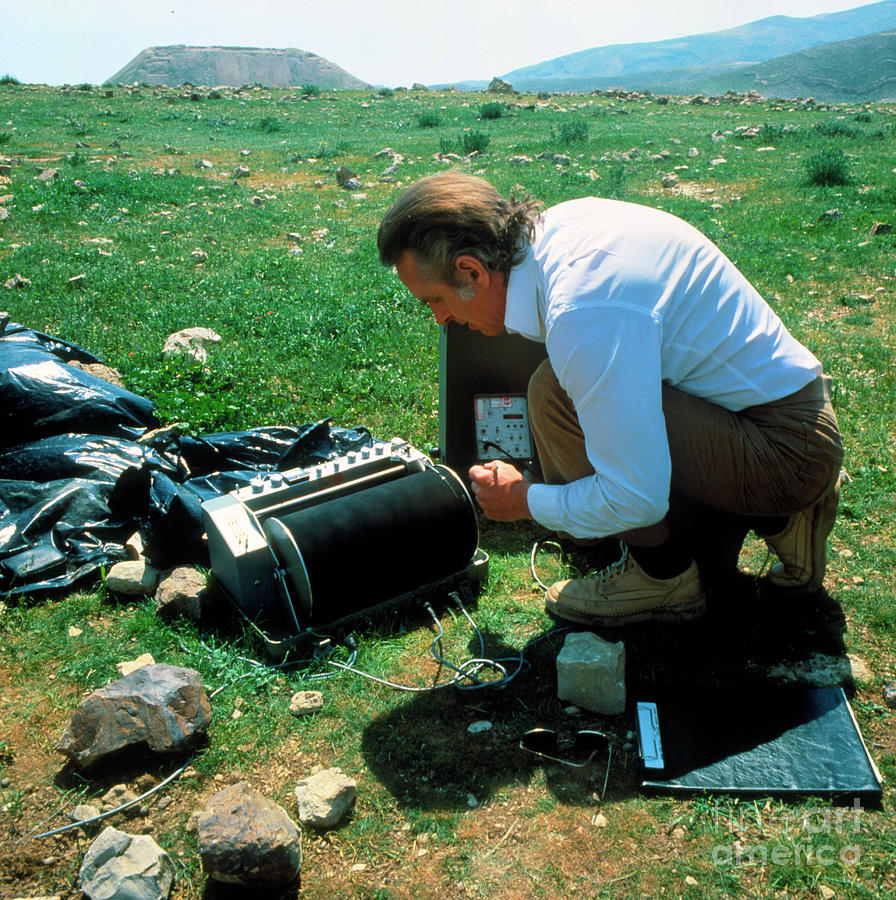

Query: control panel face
[474,394,534,461]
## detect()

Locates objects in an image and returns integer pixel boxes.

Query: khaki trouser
[528,360,843,579]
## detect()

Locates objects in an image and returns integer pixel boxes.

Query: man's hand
[468,460,532,521]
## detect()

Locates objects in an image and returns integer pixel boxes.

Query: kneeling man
[378,172,843,626]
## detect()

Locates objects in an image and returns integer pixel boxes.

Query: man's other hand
[468,460,532,521]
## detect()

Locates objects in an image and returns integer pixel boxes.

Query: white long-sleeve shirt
[505,198,822,539]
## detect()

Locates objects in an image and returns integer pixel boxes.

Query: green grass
[0,83,894,900]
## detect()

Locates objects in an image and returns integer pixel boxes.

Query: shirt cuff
[526,483,566,533]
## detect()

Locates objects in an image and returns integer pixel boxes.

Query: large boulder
[57,664,212,769]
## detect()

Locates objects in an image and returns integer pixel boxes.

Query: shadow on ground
[360,571,850,812]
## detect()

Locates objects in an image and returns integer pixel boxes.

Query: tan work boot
[544,545,706,627]
[765,473,842,593]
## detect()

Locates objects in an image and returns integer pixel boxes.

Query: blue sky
[0,0,872,87]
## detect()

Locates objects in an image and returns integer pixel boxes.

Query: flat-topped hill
[107,45,369,89]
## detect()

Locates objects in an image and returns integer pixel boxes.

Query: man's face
[395,251,506,336]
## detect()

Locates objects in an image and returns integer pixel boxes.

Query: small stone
[557,632,625,715]
[79,827,174,900]
[467,720,492,734]
[819,886,836,900]
[68,803,101,823]
[591,813,608,828]
[198,159,214,169]
[884,681,896,709]
[250,195,264,207]
[294,767,357,828]
[162,326,222,364]
[190,249,208,261]
[125,532,145,561]
[289,690,324,717]
[685,875,699,886]
[154,566,207,621]
[336,166,361,189]
[709,157,727,166]
[116,653,155,677]
[68,626,83,638]
[661,173,679,188]
[819,209,842,222]
[233,164,250,178]
[105,560,160,596]
[869,222,892,237]
[4,273,31,289]
[848,654,872,683]
[101,784,141,814]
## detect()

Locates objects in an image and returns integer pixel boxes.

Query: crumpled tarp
[0,321,372,596]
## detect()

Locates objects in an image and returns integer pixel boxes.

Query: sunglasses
[520,728,612,798]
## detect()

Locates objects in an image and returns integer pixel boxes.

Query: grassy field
[0,81,894,899]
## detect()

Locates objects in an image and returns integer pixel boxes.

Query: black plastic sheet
[0,321,373,596]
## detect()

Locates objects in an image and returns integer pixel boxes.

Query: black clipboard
[636,687,883,803]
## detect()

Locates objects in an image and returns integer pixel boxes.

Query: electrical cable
[26,645,319,843]
[26,593,565,840]
[530,534,565,591]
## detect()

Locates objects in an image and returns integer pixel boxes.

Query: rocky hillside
[496,0,896,93]
[107,45,368,89]
[682,29,896,101]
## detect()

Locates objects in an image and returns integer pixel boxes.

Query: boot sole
[545,592,706,627]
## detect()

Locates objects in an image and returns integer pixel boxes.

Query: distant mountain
[107,45,369,89]
[497,0,896,93]
[667,29,896,101]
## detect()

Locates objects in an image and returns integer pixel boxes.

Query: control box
[474,393,534,462]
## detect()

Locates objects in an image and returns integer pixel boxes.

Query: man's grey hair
[377,172,542,286]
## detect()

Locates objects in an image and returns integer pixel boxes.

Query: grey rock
[79,826,174,900]
[336,166,361,189]
[487,77,517,94]
[67,360,125,388]
[155,567,207,621]
[198,782,302,886]
[819,209,842,222]
[661,173,680,188]
[3,273,31,289]
[556,631,626,715]
[869,222,892,237]
[116,653,155,676]
[101,784,142,815]
[69,803,102,823]
[289,690,324,717]
[885,681,896,709]
[56,664,211,769]
[233,164,250,178]
[35,167,59,182]
[766,652,854,687]
[117,559,169,597]
[105,560,160,597]
[162,326,221,363]
[294,767,356,828]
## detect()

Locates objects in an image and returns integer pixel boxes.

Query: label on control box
[474,394,534,461]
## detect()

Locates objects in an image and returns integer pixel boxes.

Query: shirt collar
[504,245,545,342]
